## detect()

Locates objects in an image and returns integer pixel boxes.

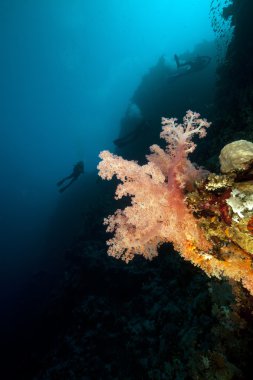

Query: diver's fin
[174,54,180,68]
[57,179,65,186]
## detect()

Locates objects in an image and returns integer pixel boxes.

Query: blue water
[0,0,216,285]
[1,1,235,378]
[0,0,215,312]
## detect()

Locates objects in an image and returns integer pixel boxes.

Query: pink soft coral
[98,110,211,263]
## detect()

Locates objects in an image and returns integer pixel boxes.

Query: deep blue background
[0,0,217,294]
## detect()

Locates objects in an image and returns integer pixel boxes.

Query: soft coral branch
[98,110,211,263]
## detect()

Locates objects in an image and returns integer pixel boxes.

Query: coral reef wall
[211,0,253,157]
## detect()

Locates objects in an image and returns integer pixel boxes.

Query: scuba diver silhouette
[113,120,150,148]
[168,54,211,81]
[57,161,84,193]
